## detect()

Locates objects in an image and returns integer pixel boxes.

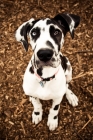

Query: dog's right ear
[15,18,35,51]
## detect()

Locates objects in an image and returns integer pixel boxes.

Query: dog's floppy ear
[54,13,80,38]
[15,18,35,51]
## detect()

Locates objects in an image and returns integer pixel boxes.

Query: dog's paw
[66,89,78,107]
[32,110,42,124]
[47,117,58,131]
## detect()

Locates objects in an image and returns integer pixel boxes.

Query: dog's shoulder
[59,53,72,83]
[60,53,68,71]
[59,53,72,74]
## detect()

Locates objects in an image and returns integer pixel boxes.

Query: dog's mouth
[36,60,53,67]
[31,52,61,69]
[34,57,61,69]
[42,61,55,67]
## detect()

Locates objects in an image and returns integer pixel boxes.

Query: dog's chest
[23,64,66,100]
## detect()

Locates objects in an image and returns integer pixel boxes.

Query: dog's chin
[35,60,61,69]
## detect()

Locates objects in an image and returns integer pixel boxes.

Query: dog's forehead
[33,18,59,29]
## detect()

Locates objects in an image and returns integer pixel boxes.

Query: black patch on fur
[49,26,62,51]
[32,19,41,25]
[54,115,58,119]
[21,39,29,51]
[54,104,59,110]
[46,19,53,25]
[33,45,36,51]
[51,58,55,62]
[20,23,32,51]
[46,41,54,49]
[36,60,40,65]
[29,66,34,74]
[46,18,65,36]
[42,74,55,81]
[53,14,71,37]
[34,55,37,68]
[20,19,41,51]
[34,112,40,115]
[60,55,68,71]
[31,27,40,42]
[30,96,37,100]
[37,67,43,76]
[46,19,57,25]
[20,19,41,37]
[20,23,31,36]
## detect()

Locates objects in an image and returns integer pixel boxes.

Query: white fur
[29,97,43,124]
[67,14,75,33]
[23,56,78,130]
[23,63,66,100]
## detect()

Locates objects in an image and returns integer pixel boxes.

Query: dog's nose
[37,49,53,62]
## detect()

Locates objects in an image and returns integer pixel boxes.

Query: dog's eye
[54,30,60,36]
[31,31,37,36]
[31,28,40,40]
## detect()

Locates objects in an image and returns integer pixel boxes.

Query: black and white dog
[15,13,80,131]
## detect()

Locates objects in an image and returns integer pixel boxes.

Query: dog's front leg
[66,84,78,107]
[29,97,43,124]
[47,98,62,131]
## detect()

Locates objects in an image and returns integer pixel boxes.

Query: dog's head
[15,13,80,68]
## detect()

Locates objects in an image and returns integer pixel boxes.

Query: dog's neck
[34,65,60,79]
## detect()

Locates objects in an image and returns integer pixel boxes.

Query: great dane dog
[15,13,80,131]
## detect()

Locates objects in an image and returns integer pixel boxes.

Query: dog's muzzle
[37,49,53,62]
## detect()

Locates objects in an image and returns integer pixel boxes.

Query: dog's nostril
[37,49,53,62]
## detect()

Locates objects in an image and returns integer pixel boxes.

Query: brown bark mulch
[0,0,93,139]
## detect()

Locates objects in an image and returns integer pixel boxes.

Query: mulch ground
[0,0,93,140]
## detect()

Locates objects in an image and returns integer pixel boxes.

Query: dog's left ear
[15,18,35,51]
[54,13,80,38]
